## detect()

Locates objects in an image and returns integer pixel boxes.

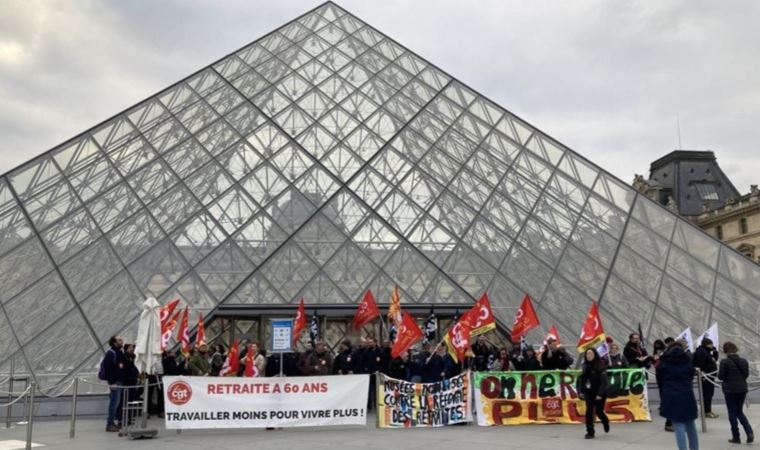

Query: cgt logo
[167,381,192,406]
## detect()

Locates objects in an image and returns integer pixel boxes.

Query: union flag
[219,339,240,377]
[352,289,381,330]
[391,311,424,358]
[292,298,307,346]
[161,309,181,351]
[388,285,402,334]
[176,307,190,355]
[160,298,180,327]
[464,292,497,337]
[577,302,606,353]
[195,312,206,348]
[443,313,473,363]
[511,294,540,343]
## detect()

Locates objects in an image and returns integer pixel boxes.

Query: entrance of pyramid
[201,304,513,375]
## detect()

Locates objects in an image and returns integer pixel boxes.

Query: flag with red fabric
[388,286,402,331]
[195,312,206,348]
[177,307,190,355]
[161,309,181,351]
[443,313,473,363]
[466,292,497,337]
[577,302,606,353]
[511,294,540,344]
[352,289,381,330]
[292,298,307,346]
[243,348,257,377]
[219,339,240,377]
[160,298,180,327]
[545,325,561,346]
[391,311,424,358]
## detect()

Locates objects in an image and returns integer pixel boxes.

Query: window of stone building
[741,217,748,234]
[695,183,719,201]
[716,225,723,240]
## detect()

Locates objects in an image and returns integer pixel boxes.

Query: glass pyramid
[2,1,760,385]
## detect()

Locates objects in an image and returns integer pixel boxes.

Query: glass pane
[41,208,101,265]
[60,237,123,300]
[21,309,98,376]
[0,238,54,304]
[78,270,143,343]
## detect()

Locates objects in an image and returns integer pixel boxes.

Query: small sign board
[271,318,293,353]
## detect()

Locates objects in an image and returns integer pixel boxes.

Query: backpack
[98,349,113,381]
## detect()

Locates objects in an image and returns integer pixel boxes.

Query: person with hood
[606,342,628,369]
[577,347,610,439]
[718,341,754,444]
[692,338,719,419]
[657,340,699,450]
[333,340,358,375]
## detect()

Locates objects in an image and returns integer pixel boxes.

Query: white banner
[163,375,369,429]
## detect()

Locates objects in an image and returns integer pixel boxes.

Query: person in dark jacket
[623,333,652,369]
[389,352,410,381]
[333,340,358,375]
[516,347,541,371]
[577,347,609,439]
[541,338,572,370]
[361,338,383,412]
[657,340,699,450]
[692,338,719,419]
[422,345,449,382]
[209,344,226,376]
[471,335,493,371]
[102,335,125,432]
[122,344,142,425]
[606,343,628,369]
[718,341,754,444]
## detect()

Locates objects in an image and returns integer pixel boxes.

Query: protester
[516,346,541,371]
[652,339,673,432]
[492,347,511,371]
[406,348,422,382]
[692,338,719,419]
[333,340,357,375]
[147,352,164,418]
[540,338,572,370]
[471,335,493,371]
[389,352,410,380]
[306,341,333,375]
[209,344,226,376]
[653,339,667,360]
[718,341,754,444]
[296,342,314,375]
[122,344,141,425]
[624,333,651,368]
[657,340,699,450]
[577,347,610,439]
[162,349,185,376]
[188,344,211,376]
[607,343,628,368]
[101,335,125,432]
[240,342,266,376]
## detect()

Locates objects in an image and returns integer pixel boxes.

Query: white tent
[134,297,162,375]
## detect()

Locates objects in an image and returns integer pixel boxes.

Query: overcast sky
[1,0,758,192]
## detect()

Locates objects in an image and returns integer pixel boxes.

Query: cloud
[0,0,758,192]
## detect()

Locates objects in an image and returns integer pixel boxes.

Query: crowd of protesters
[101,330,755,447]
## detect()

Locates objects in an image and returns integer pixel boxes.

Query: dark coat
[389,357,410,381]
[656,346,697,422]
[623,342,651,368]
[471,342,493,371]
[333,349,359,375]
[541,349,572,370]
[422,354,446,383]
[692,345,718,374]
[103,347,127,385]
[361,347,384,374]
[576,364,608,398]
[718,354,749,394]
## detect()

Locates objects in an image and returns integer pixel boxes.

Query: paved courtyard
[0,403,757,450]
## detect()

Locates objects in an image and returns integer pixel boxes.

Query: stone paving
[0,403,757,449]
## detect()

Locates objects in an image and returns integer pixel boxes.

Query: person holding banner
[576,348,610,439]
[657,340,699,450]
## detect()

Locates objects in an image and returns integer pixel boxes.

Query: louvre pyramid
[2,2,760,385]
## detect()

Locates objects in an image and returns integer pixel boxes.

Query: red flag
[177,307,190,355]
[391,311,424,358]
[443,313,473,363]
[577,302,606,353]
[388,285,402,328]
[161,309,181,351]
[292,298,307,345]
[219,339,240,377]
[466,292,497,336]
[545,325,561,346]
[353,290,381,330]
[511,294,540,343]
[160,298,180,327]
[195,313,206,349]
[243,346,256,377]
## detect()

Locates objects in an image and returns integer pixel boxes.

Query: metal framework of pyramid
[2,2,760,385]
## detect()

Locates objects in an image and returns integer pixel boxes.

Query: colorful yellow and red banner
[577,302,605,353]
[473,369,651,426]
